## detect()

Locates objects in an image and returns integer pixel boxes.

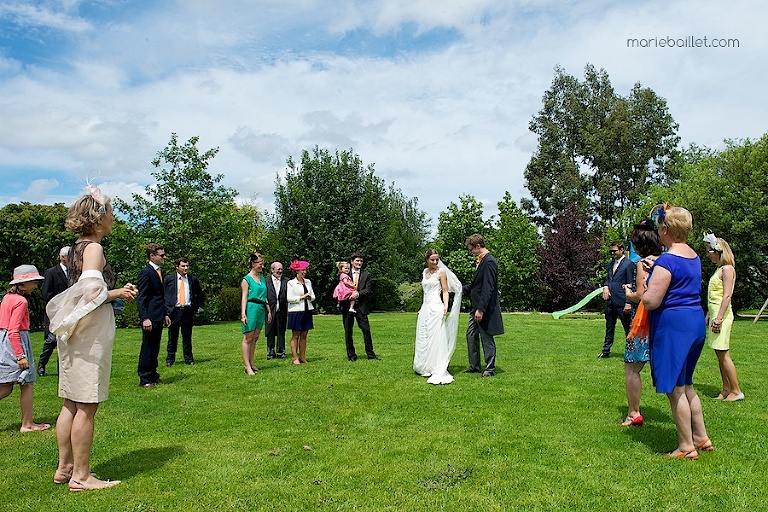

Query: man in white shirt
[265,261,288,359]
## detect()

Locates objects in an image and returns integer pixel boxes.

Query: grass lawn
[2,313,767,511]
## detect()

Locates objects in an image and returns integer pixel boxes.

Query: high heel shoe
[696,438,714,452]
[724,392,744,401]
[666,448,698,460]
[618,414,644,426]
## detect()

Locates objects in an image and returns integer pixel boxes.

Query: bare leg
[686,384,709,445]
[67,402,120,490]
[242,334,256,374]
[290,331,300,363]
[249,330,260,370]
[55,400,76,481]
[667,386,696,455]
[18,383,49,431]
[622,362,644,422]
[298,332,308,363]
[0,382,13,400]
[715,349,742,398]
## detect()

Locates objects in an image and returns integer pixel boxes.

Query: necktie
[353,272,359,287]
[156,268,162,282]
[179,276,186,305]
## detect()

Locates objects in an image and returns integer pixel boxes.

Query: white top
[286,278,315,313]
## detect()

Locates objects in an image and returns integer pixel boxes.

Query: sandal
[666,448,698,460]
[69,478,121,492]
[696,438,714,452]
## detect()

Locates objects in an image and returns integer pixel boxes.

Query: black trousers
[138,321,164,385]
[38,316,57,369]
[266,309,287,356]
[602,303,632,355]
[166,307,195,364]
[342,310,375,359]
[466,315,496,373]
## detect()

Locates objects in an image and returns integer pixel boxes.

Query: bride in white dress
[413,249,463,384]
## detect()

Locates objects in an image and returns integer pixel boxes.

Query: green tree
[0,202,75,328]
[433,194,493,286]
[272,146,428,311]
[114,133,262,295]
[660,136,768,308]
[489,193,541,311]
[523,64,680,233]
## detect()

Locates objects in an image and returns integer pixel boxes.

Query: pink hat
[9,264,45,285]
[289,260,310,271]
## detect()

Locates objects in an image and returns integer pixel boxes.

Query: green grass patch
[2,313,767,511]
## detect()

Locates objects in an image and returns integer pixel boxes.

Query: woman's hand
[17,355,29,370]
[711,319,722,334]
[241,314,248,326]
[118,283,138,301]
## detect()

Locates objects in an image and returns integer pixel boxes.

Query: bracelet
[16,355,27,361]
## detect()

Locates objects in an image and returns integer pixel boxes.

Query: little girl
[0,265,51,432]
[332,261,357,313]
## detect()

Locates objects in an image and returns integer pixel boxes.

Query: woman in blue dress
[643,205,712,459]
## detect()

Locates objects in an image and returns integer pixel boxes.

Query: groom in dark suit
[340,252,379,361]
[598,241,634,358]
[164,257,204,366]
[137,243,171,387]
[265,261,288,359]
[463,234,504,377]
[37,246,70,376]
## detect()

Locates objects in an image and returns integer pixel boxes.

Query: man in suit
[463,234,504,377]
[265,261,288,359]
[37,246,70,376]
[598,241,635,358]
[137,243,171,387]
[340,252,379,361]
[164,257,204,366]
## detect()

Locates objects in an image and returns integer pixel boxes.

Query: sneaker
[37,365,45,377]
[349,308,357,313]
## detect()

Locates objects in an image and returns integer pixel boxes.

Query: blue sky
[1,0,765,227]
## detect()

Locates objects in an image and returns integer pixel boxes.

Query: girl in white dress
[413,249,462,385]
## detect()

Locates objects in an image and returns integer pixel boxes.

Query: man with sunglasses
[599,242,634,358]
[137,243,171,387]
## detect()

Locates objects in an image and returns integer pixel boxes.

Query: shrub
[218,286,242,321]
[399,282,423,312]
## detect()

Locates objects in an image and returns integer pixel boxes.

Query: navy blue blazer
[604,257,634,308]
[137,264,167,322]
[462,252,504,336]
[163,273,204,316]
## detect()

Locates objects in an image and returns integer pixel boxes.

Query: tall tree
[523,64,680,233]
[660,136,768,308]
[114,133,262,294]
[489,193,541,311]
[272,146,428,311]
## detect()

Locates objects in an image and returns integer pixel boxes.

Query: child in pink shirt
[0,265,50,432]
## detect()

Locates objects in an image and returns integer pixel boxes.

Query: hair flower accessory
[703,232,722,251]
[85,181,108,215]
[650,202,671,226]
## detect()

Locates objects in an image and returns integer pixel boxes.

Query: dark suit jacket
[265,275,288,321]
[604,257,634,308]
[42,264,68,303]
[163,273,204,316]
[462,253,504,336]
[343,269,372,315]
[137,264,167,322]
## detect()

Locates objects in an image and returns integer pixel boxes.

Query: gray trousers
[466,315,496,373]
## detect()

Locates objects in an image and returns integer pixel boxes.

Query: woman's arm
[713,265,735,328]
[624,261,646,303]
[439,269,449,314]
[642,265,671,310]
[286,280,302,303]
[240,278,249,325]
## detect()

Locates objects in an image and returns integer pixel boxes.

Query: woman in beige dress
[47,186,137,491]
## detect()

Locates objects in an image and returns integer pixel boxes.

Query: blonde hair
[714,237,735,267]
[336,261,350,273]
[661,206,692,242]
[64,189,112,235]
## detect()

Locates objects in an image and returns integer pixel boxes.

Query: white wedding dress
[413,264,462,385]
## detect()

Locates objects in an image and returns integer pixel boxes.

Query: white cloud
[0,1,92,32]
